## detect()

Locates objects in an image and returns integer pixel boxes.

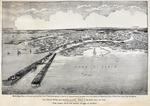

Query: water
[2,47,148,94]
[83,47,110,56]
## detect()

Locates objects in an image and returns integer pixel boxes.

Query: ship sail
[93,48,96,56]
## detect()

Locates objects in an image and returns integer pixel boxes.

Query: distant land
[2,26,147,31]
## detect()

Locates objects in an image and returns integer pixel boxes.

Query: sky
[2,1,148,30]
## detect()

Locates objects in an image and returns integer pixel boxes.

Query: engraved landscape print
[2,1,148,94]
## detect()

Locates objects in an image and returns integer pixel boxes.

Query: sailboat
[93,48,96,56]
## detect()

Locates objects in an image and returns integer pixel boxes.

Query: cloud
[85,5,145,17]
[126,6,146,14]
[107,9,147,27]
[15,15,50,29]
[85,4,122,14]
[15,9,147,30]
[77,4,91,9]
[24,8,55,21]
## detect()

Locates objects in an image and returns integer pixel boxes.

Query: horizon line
[2,26,147,31]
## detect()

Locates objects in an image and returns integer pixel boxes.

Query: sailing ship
[93,48,96,56]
